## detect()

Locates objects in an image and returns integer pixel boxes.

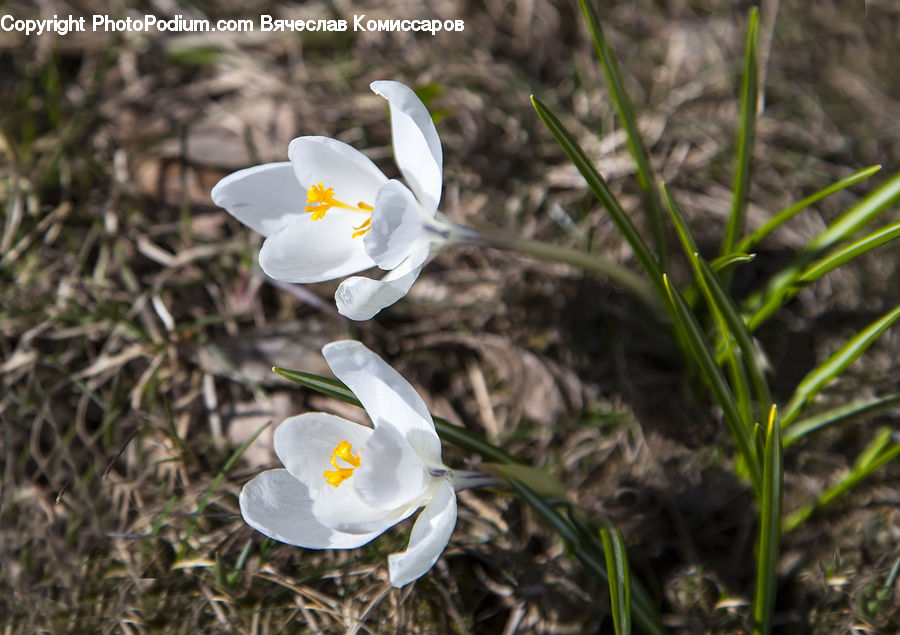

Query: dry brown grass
[1,0,898,632]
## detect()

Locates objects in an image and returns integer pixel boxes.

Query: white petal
[288,136,387,209]
[333,244,430,321]
[239,469,382,549]
[364,180,423,270]
[388,480,457,587]
[311,478,419,535]
[275,413,407,535]
[354,423,431,510]
[370,81,442,215]
[321,340,442,465]
[258,212,376,283]
[211,162,305,237]
[273,413,372,487]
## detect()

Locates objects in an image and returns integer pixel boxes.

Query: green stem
[472,228,659,309]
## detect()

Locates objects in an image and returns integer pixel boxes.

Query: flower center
[323,440,361,487]
[305,182,374,238]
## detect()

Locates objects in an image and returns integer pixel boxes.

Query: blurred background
[1,0,898,632]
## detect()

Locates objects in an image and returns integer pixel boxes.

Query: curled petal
[258,211,376,283]
[288,136,386,207]
[311,477,419,535]
[240,469,381,549]
[388,480,457,587]
[354,423,431,510]
[334,244,430,320]
[370,81,442,215]
[321,340,442,465]
[211,162,306,237]
[364,180,424,270]
[273,413,372,486]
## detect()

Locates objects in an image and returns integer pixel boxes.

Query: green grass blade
[753,406,783,635]
[227,539,253,587]
[576,0,667,266]
[735,164,882,253]
[600,524,632,635]
[745,170,900,331]
[273,367,519,465]
[780,305,900,427]
[666,188,753,420]
[785,429,900,532]
[798,220,900,283]
[513,483,665,635]
[663,184,771,414]
[570,514,663,635]
[722,7,760,257]
[273,367,357,403]
[697,257,771,409]
[710,252,756,274]
[662,274,761,493]
[530,96,667,303]
[784,394,900,447]
[177,421,270,560]
[806,169,900,252]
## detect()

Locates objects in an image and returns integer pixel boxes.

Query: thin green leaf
[785,429,900,532]
[735,165,882,253]
[273,366,354,402]
[710,251,756,273]
[481,463,567,499]
[698,257,772,408]
[177,421,270,560]
[530,96,667,303]
[662,274,761,493]
[663,184,771,414]
[568,513,663,635]
[513,483,665,635]
[745,219,900,334]
[807,169,900,252]
[753,405,783,635]
[780,305,900,427]
[855,427,894,470]
[745,170,900,331]
[667,189,753,420]
[799,220,900,283]
[576,0,667,266]
[600,524,632,635]
[784,394,900,447]
[722,7,759,257]
[227,540,253,587]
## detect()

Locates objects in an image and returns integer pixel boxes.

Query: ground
[1,0,898,632]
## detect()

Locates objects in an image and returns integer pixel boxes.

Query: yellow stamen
[351,217,372,239]
[323,440,361,487]
[305,182,372,221]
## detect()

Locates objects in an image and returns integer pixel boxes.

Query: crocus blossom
[240,340,487,587]
[211,80,470,320]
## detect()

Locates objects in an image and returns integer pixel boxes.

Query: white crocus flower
[239,340,489,587]
[211,80,470,321]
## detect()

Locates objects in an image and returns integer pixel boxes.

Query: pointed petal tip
[209,162,304,237]
[387,481,457,587]
[368,80,443,215]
